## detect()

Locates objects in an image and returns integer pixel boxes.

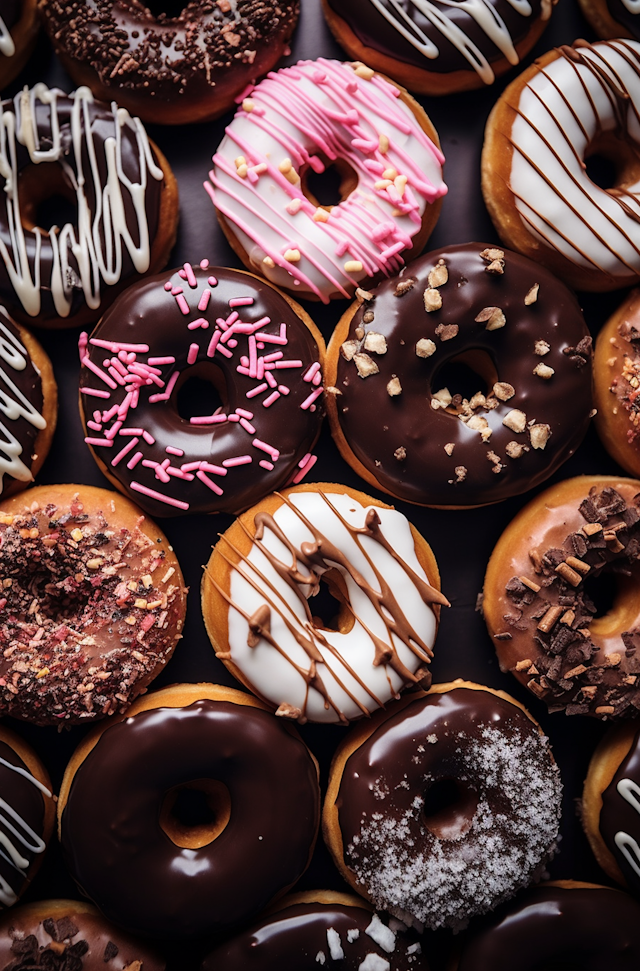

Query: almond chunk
[387,377,402,396]
[423,288,442,312]
[428,260,448,288]
[354,353,379,378]
[533,362,555,379]
[340,340,358,361]
[416,338,436,358]
[529,423,551,449]
[535,340,550,356]
[364,332,387,355]
[524,284,539,305]
[503,409,527,433]
[493,381,515,401]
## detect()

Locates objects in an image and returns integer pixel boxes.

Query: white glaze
[615,777,640,880]
[0,755,50,908]
[509,40,640,280]
[0,14,15,58]
[207,59,446,303]
[0,311,45,490]
[224,491,440,723]
[0,84,164,319]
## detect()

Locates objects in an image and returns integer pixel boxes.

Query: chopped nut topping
[595,705,615,716]
[86,558,103,570]
[533,362,555,379]
[469,392,486,410]
[535,340,551,356]
[263,256,275,268]
[467,414,492,441]
[356,287,374,302]
[284,248,301,263]
[70,528,83,542]
[515,658,533,671]
[475,306,506,330]
[435,323,459,341]
[503,409,527,433]
[325,386,342,396]
[276,702,303,718]
[560,609,576,626]
[428,259,448,288]
[387,376,402,396]
[493,382,515,401]
[480,247,505,274]
[454,465,467,482]
[363,309,375,324]
[340,340,358,361]
[529,423,551,449]
[355,326,364,340]
[423,287,442,312]
[416,338,436,358]
[364,332,388,355]
[354,353,379,378]
[444,443,455,455]
[524,284,540,305]
[353,63,375,80]
[394,446,407,461]
[394,278,415,297]
[431,388,452,409]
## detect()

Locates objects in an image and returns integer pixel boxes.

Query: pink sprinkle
[216,317,229,330]
[172,287,183,295]
[292,454,318,484]
[183,263,197,288]
[249,336,258,378]
[142,459,159,470]
[263,351,284,363]
[300,387,324,410]
[110,359,129,377]
[105,420,123,440]
[336,240,349,258]
[246,383,268,398]
[176,293,190,315]
[255,333,287,345]
[275,360,303,369]
[127,451,143,469]
[118,392,133,417]
[278,385,290,395]
[380,241,405,261]
[179,269,187,279]
[208,276,218,287]
[240,355,249,367]
[155,465,171,484]
[256,357,265,381]
[166,446,184,456]
[262,391,280,408]
[200,259,209,269]
[167,467,193,480]
[164,281,173,291]
[148,357,175,366]
[280,323,287,340]
[298,453,312,468]
[222,455,252,467]
[81,388,111,398]
[90,338,149,352]
[236,366,251,376]
[181,462,201,472]
[207,332,221,357]
[130,481,189,510]
[252,438,279,461]
[247,168,259,184]
[259,460,274,471]
[265,371,277,389]
[313,371,322,386]
[188,318,209,330]
[239,417,256,434]
[252,317,271,329]
[83,358,118,390]
[217,343,233,359]
[229,297,254,308]
[228,414,240,422]
[196,470,224,496]
[187,343,199,365]
[87,420,102,432]
[303,362,321,383]
[149,371,180,403]
[226,311,239,327]
[372,222,394,242]
[235,408,254,419]
[228,339,238,348]
[112,438,139,466]
[85,437,113,447]
[102,405,119,422]
[198,289,211,312]
[92,410,101,422]
[120,427,144,435]
[142,430,156,445]
[190,414,227,425]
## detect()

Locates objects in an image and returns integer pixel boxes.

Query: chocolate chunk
[579,497,600,523]
[570,532,588,557]
[104,941,119,962]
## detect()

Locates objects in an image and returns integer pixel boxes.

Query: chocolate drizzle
[601,726,640,891]
[0,311,45,494]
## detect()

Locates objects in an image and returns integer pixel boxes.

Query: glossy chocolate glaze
[607,0,640,38]
[0,310,44,495]
[201,899,425,969]
[0,0,20,34]
[60,699,320,940]
[457,885,640,971]
[0,904,165,970]
[335,686,561,930]
[0,741,48,908]
[326,0,550,76]
[0,91,162,326]
[333,243,592,506]
[80,266,324,518]
[601,727,640,893]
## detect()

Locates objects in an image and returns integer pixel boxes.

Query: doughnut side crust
[594,290,640,478]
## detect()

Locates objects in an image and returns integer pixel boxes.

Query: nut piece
[428,260,448,288]
[423,288,442,312]
[529,423,551,449]
[535,340,551,356]
[356,287,374,302]
[493,381,515,401]
[503,409,527,433]
[480,247,505,274]
[475,306,506,330]
[435,323,459,341]
[454,465,467,482]
[467,414,492,441]
[387,376,402,396]
[394,446,407,461]
[364,332,388,355]
[276,702,303,719]
[431,387,452,409]
[416,338,436,358]
[354,353,379,378]
[533,362,555,379]
[505,441,526,458]
[524,284,540,305]
[340,340,358,361]
[444,442,455,455]
[395,278,415,297]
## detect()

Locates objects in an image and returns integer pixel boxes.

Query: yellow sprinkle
[313,208,329,222]
[70,528,83,542]
[127,581,138,591]
[344,260,364,273]
[234,156,246,168]
[284,248,301,263]
[379,133,389,153]
[86,558,103,570]
[394,174,408,197]
[278,158,292,174]
[374,179,392,190]
[242,98,254,112]
[263,256,276,267]
[134,598,148,609]
[284,168,300,185]
[141,574,153,588]
[0,514,13,525]
[29,528,38,539]
[236,163,248,179]
[125,616,137,625]
[161,567,175,584]
[354,63,375,80]
[147,600,163,609]
[36,668,49,679]
[383,167,398,181]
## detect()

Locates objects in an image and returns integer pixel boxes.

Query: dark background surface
[2,0,635,965]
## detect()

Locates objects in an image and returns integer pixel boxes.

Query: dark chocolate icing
[607,0,640,39]
[334,686,561,930]
[332,243,592,506]
[326,0,552,78]
[79,265,325,518]
[457,884,640,971]
[201,898,425,969]
[0,741,49,909]
[61,699,320,939]
[0,309,45,495]
[601,726,640,893]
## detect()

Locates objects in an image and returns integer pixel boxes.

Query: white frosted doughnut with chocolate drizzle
[482,39,640,291]
[202,483,448,724]
[206,59,446,304]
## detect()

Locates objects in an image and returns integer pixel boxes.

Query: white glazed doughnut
[482,39,640,291]
[202,483,448,724]
[205,58,447,303]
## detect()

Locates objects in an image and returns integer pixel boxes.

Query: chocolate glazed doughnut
[58,684,321,940]
[325,242,593,508]
[455,882,640,971]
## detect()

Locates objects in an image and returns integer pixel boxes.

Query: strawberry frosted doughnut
[206,58,447,303]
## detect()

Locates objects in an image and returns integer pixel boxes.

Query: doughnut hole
[584,132,640,192]
[430,349,499,414]
[17,162,77,234]
[143,0,188,19]
[160,779,231,849]
[309,567,355,634]
[301,157,358,211]
[174,361,227,422]
[585,570,639,639]
[421,778,480,840]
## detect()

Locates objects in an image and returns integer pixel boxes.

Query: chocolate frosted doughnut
[323,681,562,931]
[483,476,640,719]
[0,85,178,329]
[79,264,325,518]
[325,242,593,507]
[201,891,426,970]
[0,899,165,969]
[322,0,557,94]
[58,684,321,940]
[456,882,640,971]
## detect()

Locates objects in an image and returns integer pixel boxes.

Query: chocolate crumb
[435,323,458,341]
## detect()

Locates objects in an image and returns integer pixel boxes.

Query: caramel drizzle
[208,492,446,722]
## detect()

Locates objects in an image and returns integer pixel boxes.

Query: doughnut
[0,308,57,499]
[322,680,562,931]
[202,482,448,724]
[37,0,299,127]
[325,242,593,508]
[583,721,640,891]
[322,0,557,95]
[201,891,425,970]
[455,881,640,971]
[483,475,640,719]
[482,39,640,292]
[58,683,321,940]
[205,58,447,304]
[0,84,178,330]
[0,483,187,726]
[594,289,640,477]
[0,724,54,910]
[0,899,164,969]
[577,0,640,42]
[79,263,326,518]
[0,0,38,90]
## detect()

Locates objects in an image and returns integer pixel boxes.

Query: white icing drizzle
[0,755,51,908]
[0,84,164,319]
[0,312,45,490]
[0,13,15,58]
[508,40,640,280]
[615,777,640,880]
[621,0,640,12]
[363,0,540,85]
[221,491,441,723]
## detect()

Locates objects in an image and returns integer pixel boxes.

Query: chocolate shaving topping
[103,942,118,962]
